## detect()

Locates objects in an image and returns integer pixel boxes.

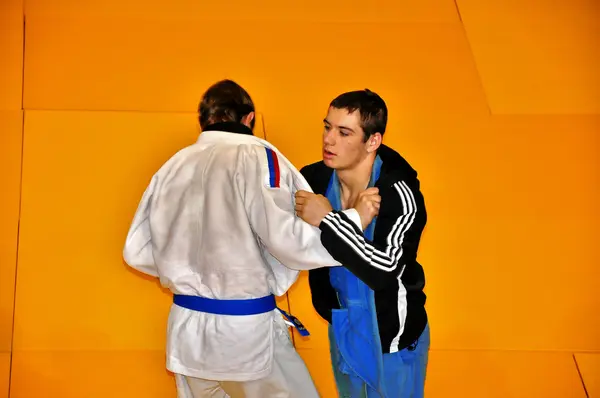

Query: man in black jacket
[294,89,429,398]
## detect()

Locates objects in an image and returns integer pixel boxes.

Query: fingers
[360,193,381,204]
[295,190,311,199]
[359,188,381,201]
[295,194,305,212]
[294,191,314,213]
[370,194,382,204]
[295,191,317,205]
[367,196,381,214]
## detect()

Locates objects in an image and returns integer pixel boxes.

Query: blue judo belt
[173,294,309,336]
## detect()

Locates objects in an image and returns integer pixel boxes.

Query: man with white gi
[122,80,371,397]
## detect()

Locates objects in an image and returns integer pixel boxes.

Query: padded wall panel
[0,0,23,111]
[456,0,600,114]
[0,111,23,353]
[288,114,600,351]
[424,350,587,397]
[0,352,9,398]
[13,110,271,351]
[23,16,488,116]
[24,0,459,23]
[575,353,600,398]
[10,351,175,398]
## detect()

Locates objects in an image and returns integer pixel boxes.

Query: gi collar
[202,122,253,136]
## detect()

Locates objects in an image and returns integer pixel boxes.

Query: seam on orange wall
[452,0,492,116]
[428,348,600,353]
[22,108,200,114]
[9,11,27,398]
[573,354,590,398]
[452,0,463,22]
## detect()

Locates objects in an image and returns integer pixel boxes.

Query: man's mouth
[323,149,336,157]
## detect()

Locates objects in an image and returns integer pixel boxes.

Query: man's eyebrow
[323,119,355,133]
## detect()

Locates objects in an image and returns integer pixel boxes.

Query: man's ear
[241,112,255,128]
[366,132,382,153]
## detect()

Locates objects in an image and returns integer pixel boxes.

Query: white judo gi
[123,125,362,397]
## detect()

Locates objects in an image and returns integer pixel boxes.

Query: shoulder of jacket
[300,160,329,180]
[376,170,421,198]
[299,161,323,174]
[240,144,291,189]
[300,161,332,193]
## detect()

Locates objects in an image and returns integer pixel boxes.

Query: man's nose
[323,130,336,146]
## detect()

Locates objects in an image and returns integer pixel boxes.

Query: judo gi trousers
[330,323,430,398]
[175,320,320,398]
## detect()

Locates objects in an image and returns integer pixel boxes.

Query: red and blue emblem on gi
[265,147,281,188]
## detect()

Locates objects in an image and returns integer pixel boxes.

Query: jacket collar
[376,144,418,180]
[197,122,260,145]
[202,122,253,136]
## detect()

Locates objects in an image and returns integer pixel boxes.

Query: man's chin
[323,158,336,168]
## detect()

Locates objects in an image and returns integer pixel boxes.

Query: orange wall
[0,0,24,396]
[1,1,599,397]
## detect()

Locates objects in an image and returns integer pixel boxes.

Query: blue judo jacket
[325,156,389,396]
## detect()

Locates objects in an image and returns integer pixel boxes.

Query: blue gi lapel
[325,155,387,397]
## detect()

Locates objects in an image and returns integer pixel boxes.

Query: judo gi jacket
[122,122,362,382]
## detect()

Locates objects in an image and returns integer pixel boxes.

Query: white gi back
[123,129,342,381]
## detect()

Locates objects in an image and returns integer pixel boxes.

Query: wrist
[342,208,364,232]
[318,210,336,229]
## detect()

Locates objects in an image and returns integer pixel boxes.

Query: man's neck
[337,154,376,198]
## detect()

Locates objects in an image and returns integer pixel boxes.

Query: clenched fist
[353,187,381,229]
[295,191,333,227]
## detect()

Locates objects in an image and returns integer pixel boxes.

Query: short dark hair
[330,89,387,140]
[198,79,255,130]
